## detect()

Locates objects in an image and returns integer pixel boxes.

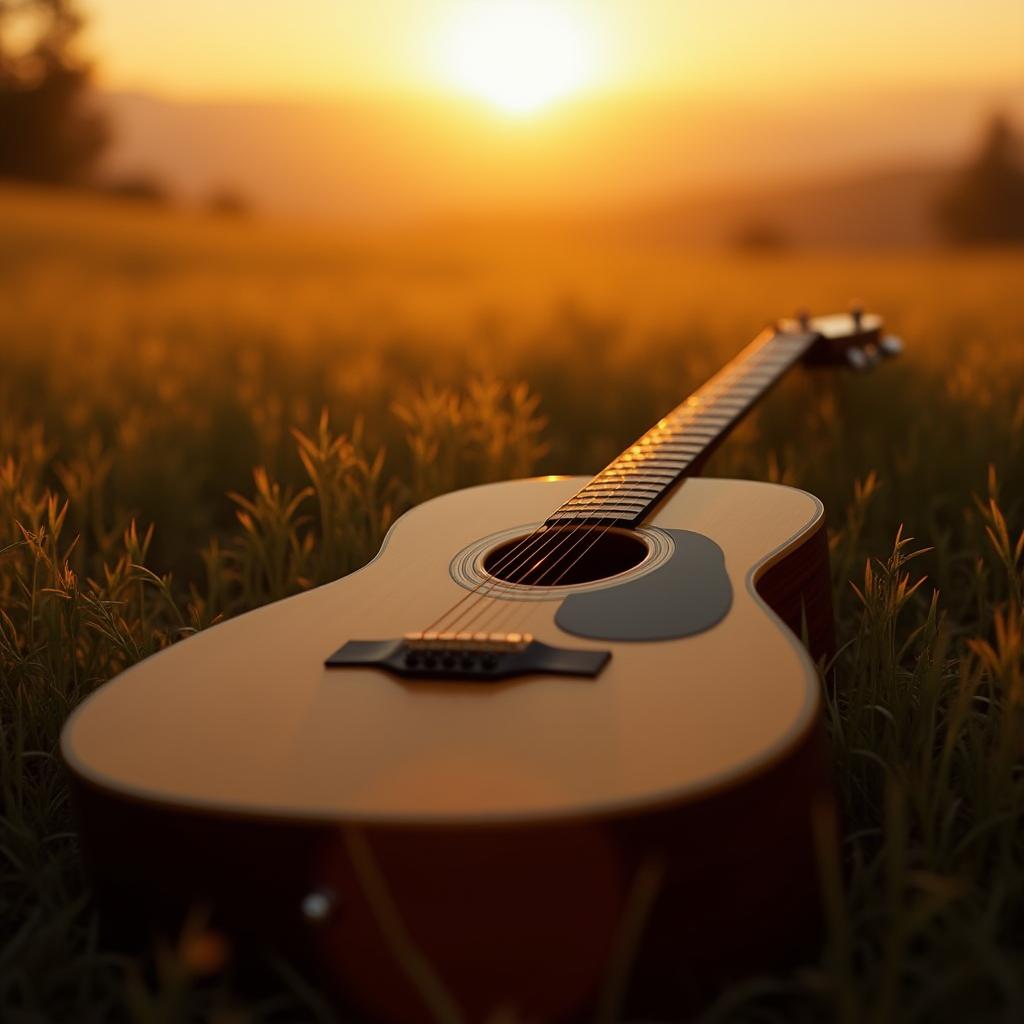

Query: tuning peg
[796,308,811,332]
[850,302,864,331]
[878,334,903,358]
[846,347,870,371]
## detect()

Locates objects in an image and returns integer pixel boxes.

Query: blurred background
[2,0,1023,593]
[6,0,1024,236]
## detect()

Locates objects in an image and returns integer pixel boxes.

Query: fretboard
[546,323,816,527]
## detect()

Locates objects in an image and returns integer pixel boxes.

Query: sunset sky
[78,1,1024,224]
[85,0,1024,106]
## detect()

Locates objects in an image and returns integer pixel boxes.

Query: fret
[627,446,700,458]
[564,492,652,504]
[733,369,778,382]
[601,474,676,485]
[593,481,674,493]
[621,449,692,462]
[671,430,722,441]
[548,512,642,524]
[561,505,647,516]
[617,459,687,469]
[577,497,655,509]
[564,498,649,511]
[632,445,703,457]
[580,486,662,498]
[624,455,690,466]
[633,433,704,444]
[559,494,649,506]
[599,466,677,477]
[546,324,817,528]
[617,458,689,471]
[689,415,734,427]
[581,496,661,507]
[581,481,659,493]
[615,465,686,476]
[674,419,718,433]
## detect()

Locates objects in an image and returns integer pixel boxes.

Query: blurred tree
[935,114,1024,244]
[102,172,171,205]
[204,184,252,218]
[0,0,108,183]
[730,219,790,252]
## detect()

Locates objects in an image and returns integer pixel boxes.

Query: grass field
[2,183,1024,1022]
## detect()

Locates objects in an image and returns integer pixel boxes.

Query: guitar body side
[63,476,836,1021]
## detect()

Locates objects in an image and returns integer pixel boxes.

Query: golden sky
[85,0,1024,107]
[83,1,1024,225]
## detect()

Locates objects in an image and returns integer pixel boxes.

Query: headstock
[780,306,902,370]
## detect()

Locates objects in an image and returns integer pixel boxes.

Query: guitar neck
[547,322,817,527]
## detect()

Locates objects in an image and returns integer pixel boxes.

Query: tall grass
[2,186,1024,1021]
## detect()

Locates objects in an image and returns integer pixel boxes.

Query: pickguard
[554,529,732,642]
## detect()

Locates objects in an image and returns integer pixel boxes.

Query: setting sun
[441,1,596,115]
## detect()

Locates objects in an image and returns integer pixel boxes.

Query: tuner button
[879,334,903,358]
[846,347,870,371]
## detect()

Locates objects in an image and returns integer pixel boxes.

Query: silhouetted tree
[935,114,1024,244]
[0,0,108,184]
[204,184,252,218]
[102,172,171,205]
[730,219,790,252]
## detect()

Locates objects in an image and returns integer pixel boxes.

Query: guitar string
[429,354,734,638]
[418,521,551,634]
[466,338,806,637]
[469,382,742,637]
[419,354,719,637]
[444,353,767,636]
[449,351,771,637]
[466,368,755,637]
[505,340,810,612]
[427,454,641,636]
[453,469,635,636]
[418,431,669,638]
[425,394,681,638]
[460,345,802,638]
[420,328,801,641]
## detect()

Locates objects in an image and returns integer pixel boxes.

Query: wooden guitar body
[63,475,836,1022]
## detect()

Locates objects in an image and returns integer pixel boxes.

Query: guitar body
[64,475,836,1022]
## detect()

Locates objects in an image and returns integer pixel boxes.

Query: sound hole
[483,527,649,587]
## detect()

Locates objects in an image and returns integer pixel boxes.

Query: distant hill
[96,86,1021,236]
[428,164,954,249]
[620,165,954,247]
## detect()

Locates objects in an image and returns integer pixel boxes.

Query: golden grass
[2,183,1024,1021]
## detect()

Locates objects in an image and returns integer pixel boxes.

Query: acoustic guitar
[62,309,899,1022]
